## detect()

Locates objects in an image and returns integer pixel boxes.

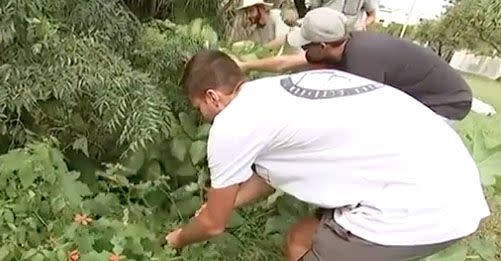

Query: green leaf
[175,160,197,177]
[482,128,501,150]
[227,211,245,228]
[121,148,146,175]
[83,193,120,217]
[56,249,66,261]
[196,123,212,139]
[51,196,66,213]
[240,53,259,62]
[479,151,501,175]
[126,237,144,255]
[494,176,501,194]
[179,112,198,139]
[59,171,92,208]
[29,253,45,261]
[422,242,468,261]
[189,140,207,165]
[161,153,179,174]
[72,136,89,157]
[480,172,496,187]
[477,151,501,186]
[22,249,38,260]
[170,186,195,201]
[170,196,201,218]
[111,235,126,255]
[231,40,255,53]
[142,160,162,181]
[75,232,95,252]
[3,209,14,223]
[0,245,10,261]
[276,194,309,218]
[210,232,242,258]
[79,251,109,261]
[122,223,153,239]
[469,238,497,260]
[264,216,291,235]
[0,150,30,173]
[18,159,38,188]
[170,136,190,162]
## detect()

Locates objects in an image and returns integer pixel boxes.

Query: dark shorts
[302,209,460,261]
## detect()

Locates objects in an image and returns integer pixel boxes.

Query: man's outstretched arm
[166,184,239,248]
[238,52,308,73]
[194,173,275,217]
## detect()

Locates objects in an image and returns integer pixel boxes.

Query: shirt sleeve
[207,119,268,189]
[362,0,378,12]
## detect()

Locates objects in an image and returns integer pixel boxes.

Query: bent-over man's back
[331,31,473,120]
[209,69,489,245]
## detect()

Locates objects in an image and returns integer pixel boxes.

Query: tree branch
[476,18,501,55]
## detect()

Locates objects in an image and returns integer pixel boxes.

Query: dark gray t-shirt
[331,32,472,120]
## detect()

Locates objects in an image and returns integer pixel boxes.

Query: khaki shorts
[302,209,460,261]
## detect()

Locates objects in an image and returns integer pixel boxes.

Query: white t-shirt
[207,69,490,246]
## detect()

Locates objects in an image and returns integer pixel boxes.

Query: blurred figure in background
[293,0,379,31]
[229,0,286,49]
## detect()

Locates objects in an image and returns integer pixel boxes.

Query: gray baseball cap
[287,7,348,47]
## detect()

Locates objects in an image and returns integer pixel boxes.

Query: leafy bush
[0,0,174,160]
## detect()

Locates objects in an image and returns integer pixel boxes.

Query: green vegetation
[0,0,499,260]
[370,0,501,61]
[450,75,501,261]
[462,73,501,110]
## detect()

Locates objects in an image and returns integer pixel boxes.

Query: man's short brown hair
[181,50,246,98]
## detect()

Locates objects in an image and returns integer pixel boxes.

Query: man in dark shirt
[237,7,473,122]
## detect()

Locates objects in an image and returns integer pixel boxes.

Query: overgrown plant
[0,0,174,160]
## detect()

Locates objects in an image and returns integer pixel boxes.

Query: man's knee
[287,218,318,244]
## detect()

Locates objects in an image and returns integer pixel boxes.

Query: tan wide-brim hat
[236,0,273,10]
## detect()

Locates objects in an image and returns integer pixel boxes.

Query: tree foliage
[411,0,501,57]
[371,0,500,58]
[412,19,457,61]
[441,0,501,56]
[0,0,211,161]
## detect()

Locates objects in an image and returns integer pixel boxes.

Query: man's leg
[284,216,320,261]
[300,209,460,261]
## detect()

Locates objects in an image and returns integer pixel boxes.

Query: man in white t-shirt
[165,50,490,261]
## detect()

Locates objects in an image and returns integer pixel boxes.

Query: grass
[455,73,501,260]
[462,73,501,110]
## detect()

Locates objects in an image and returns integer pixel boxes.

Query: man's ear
[206,89,219,104]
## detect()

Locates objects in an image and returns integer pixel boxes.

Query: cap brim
[237,2,273,10]
[286,27,310,48]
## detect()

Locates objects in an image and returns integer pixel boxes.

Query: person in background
[229,0,286,49]
[236,8,473,124]
[294,0,379,31]
[165,49,490,261]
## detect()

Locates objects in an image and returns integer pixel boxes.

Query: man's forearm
[177,217,217,248]
[240,53,308,73]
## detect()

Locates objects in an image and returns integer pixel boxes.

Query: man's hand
[235,59,248,72]
[165,228,183,249]
[164,185,239,248]
[194,203,207,217]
